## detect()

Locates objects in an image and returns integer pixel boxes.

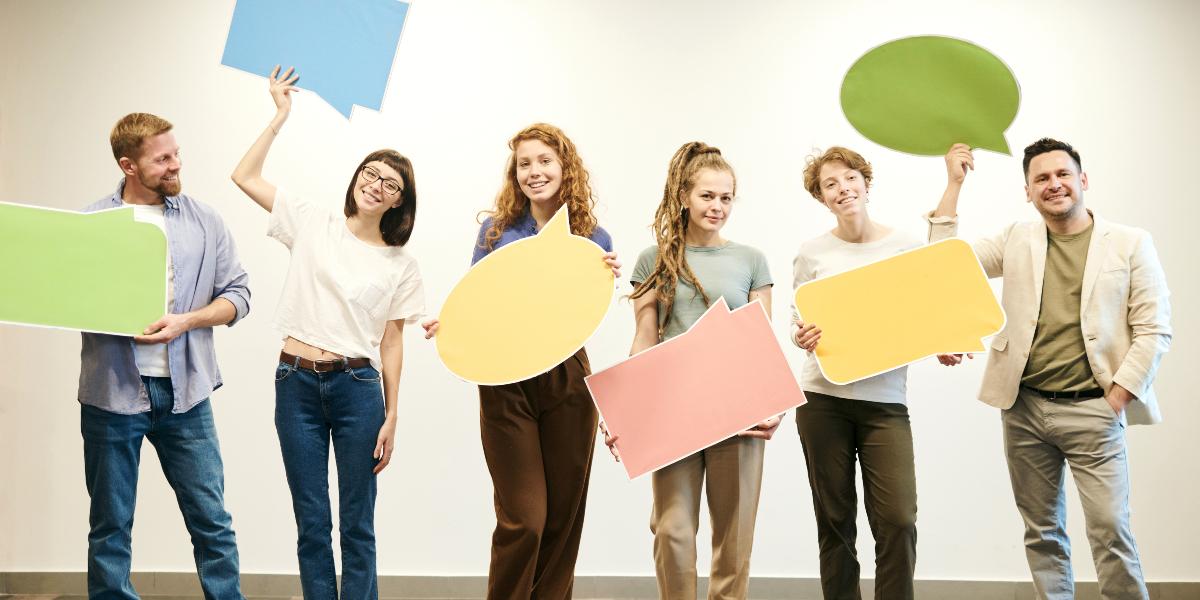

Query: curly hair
[801,146,873,203]
[630,141,735,339]
[479,123,598,250]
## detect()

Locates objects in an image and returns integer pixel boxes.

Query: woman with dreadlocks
[610,141,776,600]
[422,123,620,600]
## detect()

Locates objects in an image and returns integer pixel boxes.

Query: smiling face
[1025,150,1088,222]
[352,160,404,217]
[127,132,182,197]
[816,160,868,216]
[514,139,563,208]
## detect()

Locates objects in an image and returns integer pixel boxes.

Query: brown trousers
[478,348,598,600]
[796,392,917,600]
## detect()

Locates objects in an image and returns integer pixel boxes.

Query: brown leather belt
[280,351,371,373]
[1021,384,1104,401]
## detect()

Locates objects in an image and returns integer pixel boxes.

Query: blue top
[471,210,613,265]
[78,180,252,415]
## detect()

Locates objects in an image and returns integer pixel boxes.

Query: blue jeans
[81,376,242,600]
[274,360,385,600]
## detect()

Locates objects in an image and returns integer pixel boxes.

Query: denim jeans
[275,359,385,600]
[81,376,243,600]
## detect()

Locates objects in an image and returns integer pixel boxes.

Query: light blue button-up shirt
[77,181,251,414]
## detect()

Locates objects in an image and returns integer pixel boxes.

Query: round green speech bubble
[841,36,1020,156]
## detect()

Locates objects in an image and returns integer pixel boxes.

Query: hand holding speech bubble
[436,206,614,385]
[586,298,806,479]
[221,0,410,118]
[0,202,167,336]
[794,238,1005,385]
[841,36,1020,155]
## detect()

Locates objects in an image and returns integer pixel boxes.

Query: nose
[1047,174,1062,189]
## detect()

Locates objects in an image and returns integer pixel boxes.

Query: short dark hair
[344,149,417,247]
[1022,138,1081,177]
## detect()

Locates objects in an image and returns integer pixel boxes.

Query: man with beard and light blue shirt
[78,112,250,600]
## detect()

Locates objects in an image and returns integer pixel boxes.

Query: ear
[118,157,137,177]
[1080,171,1089,191]
[1024,183,1032,202]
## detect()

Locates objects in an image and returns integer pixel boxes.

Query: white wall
[2,0,1197,582]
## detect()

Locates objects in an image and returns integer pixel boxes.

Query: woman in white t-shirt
[231,66,425,600]
[790,146,966,600]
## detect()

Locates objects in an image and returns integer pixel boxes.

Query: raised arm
[230,65,299,212]
[933,143,974,218]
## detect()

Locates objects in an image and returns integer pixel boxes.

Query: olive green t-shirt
[1022,223,1098,391]
[631,241,773,341]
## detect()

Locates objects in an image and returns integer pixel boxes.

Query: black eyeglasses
[361,166,403,197]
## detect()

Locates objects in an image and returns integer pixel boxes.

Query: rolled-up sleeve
[213,218,251,326]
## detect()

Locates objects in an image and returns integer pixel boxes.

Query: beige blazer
[927,211,1171,425]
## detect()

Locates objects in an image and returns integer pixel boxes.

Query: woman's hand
[421,318,439,339]
[602,251,622,279]
[269,65,300,115]
[944,143,975,185]
[738,414,783,440]
[599,421,621,462]
[793,319,822,352]
[372,417,397,474]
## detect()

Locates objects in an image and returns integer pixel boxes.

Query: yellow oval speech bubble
[794,238,1005,385]
[437,205,614,385]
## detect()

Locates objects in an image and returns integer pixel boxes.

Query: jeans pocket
[275,362,295,382]
[348,365,381,383]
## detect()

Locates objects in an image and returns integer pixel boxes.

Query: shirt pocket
[352,281,388,322]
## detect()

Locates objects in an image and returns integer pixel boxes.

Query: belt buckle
[311,358,343,373]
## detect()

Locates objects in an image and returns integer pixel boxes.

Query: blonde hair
[479,123,598,250]
[631,141,735,339]
[110,113,173,163]
[802,146,873,202]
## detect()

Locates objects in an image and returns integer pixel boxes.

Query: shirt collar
[111,178,179,211]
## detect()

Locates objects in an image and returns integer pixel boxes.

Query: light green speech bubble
[0,202,167,336]
[841,36,1019,155]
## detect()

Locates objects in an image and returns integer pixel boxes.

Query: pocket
[274,362,295,382]
[352,282,388,321]
[990,335,1008,352]
[348,365,382,383]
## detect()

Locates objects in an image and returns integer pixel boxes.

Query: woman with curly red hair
[424,123,619,600]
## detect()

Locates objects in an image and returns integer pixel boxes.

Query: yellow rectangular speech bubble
[793,238,1004,385]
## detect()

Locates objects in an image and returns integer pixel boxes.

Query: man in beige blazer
[927,139,1171,600]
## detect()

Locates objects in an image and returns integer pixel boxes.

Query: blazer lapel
[1031,220,1048,305]
[1081,212,1111,311]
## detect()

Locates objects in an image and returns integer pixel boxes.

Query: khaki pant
[1004,388,1148,600]
[479,348,598,600]
[795,392,917,600]
[650,435,766,600]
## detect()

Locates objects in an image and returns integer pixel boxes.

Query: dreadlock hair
[631,141,736,339]
[478,123,598,250]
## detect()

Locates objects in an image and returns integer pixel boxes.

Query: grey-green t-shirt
[631,241,773,341]
[1022,223,1097,391]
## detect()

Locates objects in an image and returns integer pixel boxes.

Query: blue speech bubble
[221,0,409,118]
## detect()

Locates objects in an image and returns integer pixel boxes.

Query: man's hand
[936,353,974,366]
[1105,383,1135,416]
[599,421,621,462]
[134,313,196,345]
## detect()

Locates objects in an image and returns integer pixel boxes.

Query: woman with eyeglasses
[231,66,425,600]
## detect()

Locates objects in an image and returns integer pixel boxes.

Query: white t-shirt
[125,202,174,377]
[268,188,425,370]
[791,228,922,404]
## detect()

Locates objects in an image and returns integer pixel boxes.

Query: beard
[144,172,181,197]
